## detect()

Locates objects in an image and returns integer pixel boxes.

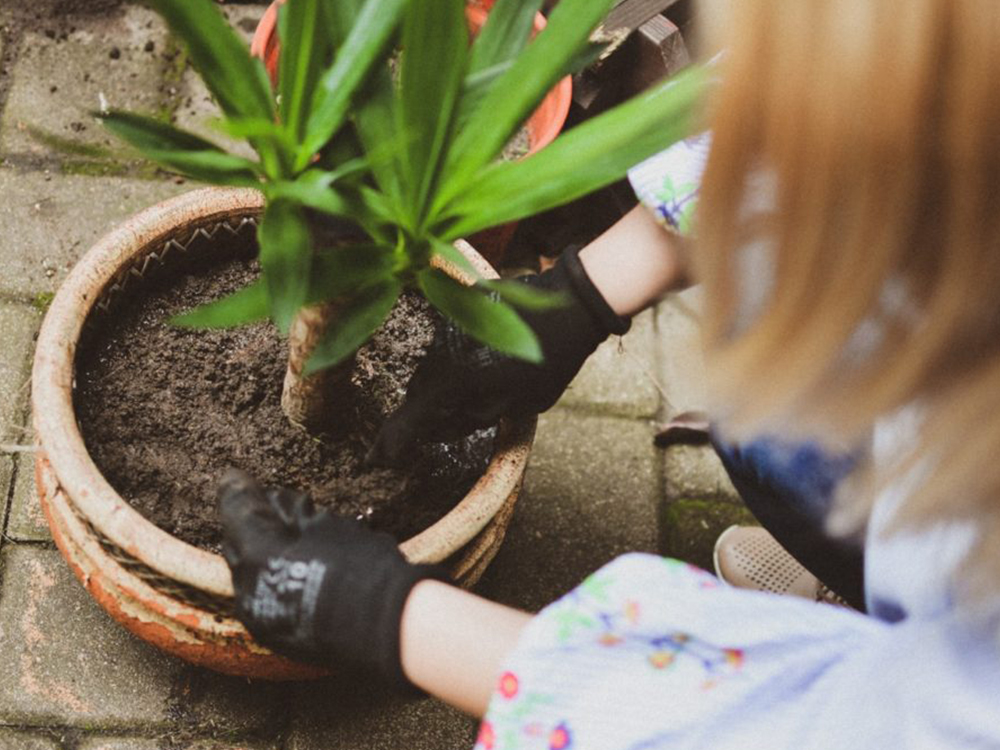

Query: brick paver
[287,683,476,750]
[0,728,60,750]
[477,410,662,612]
[79,737,278,750]
[660,497,759,572]
[0,7,175,159]
[557,309,661,418]
[171,4,263,162]
[0,303,45,542]
[0,303,39,439]
[656,287,710,415]
[662,443,738,501]
[0,168,185,296]
[1,454,12,529]
[8,455,50,542]
[0,546,290,740]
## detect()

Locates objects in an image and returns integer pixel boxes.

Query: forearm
[399,580,531,717]
[579,204,691,317]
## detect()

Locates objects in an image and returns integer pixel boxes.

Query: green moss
[30,292,55,313]
[659,497,758,571]
[25,126,113,159]
[59,158,162,180]
[156,34,191,123]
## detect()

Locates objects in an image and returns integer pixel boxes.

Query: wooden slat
[629,14,689,92]
[604,0,683,34]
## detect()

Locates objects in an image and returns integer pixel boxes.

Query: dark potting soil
[75,248,495,553]
[501,126,532,163]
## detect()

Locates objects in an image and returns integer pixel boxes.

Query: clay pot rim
[249,0,573,157]
[31,186,534,601]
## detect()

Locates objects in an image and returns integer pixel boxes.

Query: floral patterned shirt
[476,547,1000,750]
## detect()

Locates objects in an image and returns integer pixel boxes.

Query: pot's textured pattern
[0,3,742,748]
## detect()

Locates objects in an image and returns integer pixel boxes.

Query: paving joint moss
[659,496,758,571]
[2,150,173,180]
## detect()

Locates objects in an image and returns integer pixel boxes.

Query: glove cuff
[370,561,453,693]
[561,245,632,337]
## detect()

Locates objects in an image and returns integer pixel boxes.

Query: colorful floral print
[628,133,711,237]
[477,555,761,749]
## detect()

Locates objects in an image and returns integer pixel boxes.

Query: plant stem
[281,301,353,432]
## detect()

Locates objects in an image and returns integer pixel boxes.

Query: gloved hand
[218,469,449,690]
[368,246,630,465]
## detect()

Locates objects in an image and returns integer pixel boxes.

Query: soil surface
[501,126,532,162]
[75,242,494,552]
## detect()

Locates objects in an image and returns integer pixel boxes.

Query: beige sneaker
[713,526,850,606]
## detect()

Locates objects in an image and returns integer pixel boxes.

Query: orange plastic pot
[250,0,572,263]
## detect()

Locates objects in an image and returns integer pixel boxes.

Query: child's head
[697,1,1000,595]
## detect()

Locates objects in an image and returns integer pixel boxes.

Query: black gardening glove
[368,246,630,465]
[218,469,449,690]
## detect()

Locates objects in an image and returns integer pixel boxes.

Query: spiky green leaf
[397,0,468,223]
[419,268,542,362]
[437,0,618,206]
[304,279,401,374]
[258,201,313,333]
[559,40,608,77]
[351,64,405,207]
[145,0,274,121]
[479,279,568,311]
[217,116,297,158]
[320,0,366,42]
[440,65,707,237]
[267,171,358,219]
[171,279,269,328]
[266,171,392,243]
[457,41,603,133]
[97,111,259,184]
[308,244,396,303]
[278,0,332,141]
[430,238,482,282]
[468,0,543,76]
[298,0,407,170]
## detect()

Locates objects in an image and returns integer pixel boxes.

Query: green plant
[99,0,704,425]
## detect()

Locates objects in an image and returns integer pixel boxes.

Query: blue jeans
[712,436,867,610]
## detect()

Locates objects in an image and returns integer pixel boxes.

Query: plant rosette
[250,0,574,263]
[251,0,570,158]
[32,187,535,679]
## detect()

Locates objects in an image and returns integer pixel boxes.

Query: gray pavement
[0,3,750,748]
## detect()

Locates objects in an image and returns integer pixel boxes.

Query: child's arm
[579,202,691,316]
[400,580,531,717]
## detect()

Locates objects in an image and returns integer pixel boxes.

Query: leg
[711,435,867,610]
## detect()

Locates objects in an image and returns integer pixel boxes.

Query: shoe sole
[712,524,741,582]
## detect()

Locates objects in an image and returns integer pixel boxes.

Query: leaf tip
[168,312,199,328]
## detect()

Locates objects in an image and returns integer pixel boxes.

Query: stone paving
[0,3,753,749]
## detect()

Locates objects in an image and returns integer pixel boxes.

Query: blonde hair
[696,0,1000,599]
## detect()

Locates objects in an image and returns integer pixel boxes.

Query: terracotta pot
[250,0,572,264]
[32,187,535,680]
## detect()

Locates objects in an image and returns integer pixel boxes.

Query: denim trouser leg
[711,436,867,611]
